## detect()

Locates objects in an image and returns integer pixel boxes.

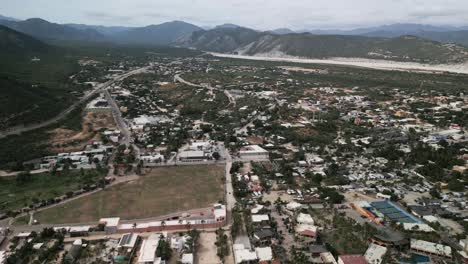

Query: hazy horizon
[2,0,468,31]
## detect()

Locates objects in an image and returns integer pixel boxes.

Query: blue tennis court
[370,201,422,224]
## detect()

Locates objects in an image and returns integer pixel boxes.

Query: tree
[212,152,220,161]
[448,179,464,192]
[429,187,441,199]
[156,238,172,261]
[215,228,229,261]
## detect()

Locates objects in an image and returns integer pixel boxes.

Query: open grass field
[34,165,225,224]
[0,170,105,213]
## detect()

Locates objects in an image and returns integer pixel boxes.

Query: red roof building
[338,255,368,264]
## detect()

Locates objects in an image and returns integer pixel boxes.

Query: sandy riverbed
[210,52,468,74]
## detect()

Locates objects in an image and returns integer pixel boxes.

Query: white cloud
[1,0,468,29]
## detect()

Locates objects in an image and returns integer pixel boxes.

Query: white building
[138,234,162,264]
[181,253,194,264]
[0,251,5,264]
[141,154,165,166]
[255,247,273,262]
[234,244,257,264]
[410,239,452,259]
[239,145,269,161]
[297,213,314,225]
[364,243,387,264]
[251,214,269,223]
[178,150,211,162]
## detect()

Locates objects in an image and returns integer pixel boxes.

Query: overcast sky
[2,0,468,30]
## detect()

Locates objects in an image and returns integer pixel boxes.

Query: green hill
[0,25,81,129]
[0,18,105,43]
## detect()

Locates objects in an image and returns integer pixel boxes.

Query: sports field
[34,165,224,224]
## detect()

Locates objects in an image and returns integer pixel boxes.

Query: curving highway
[0,66,150,139]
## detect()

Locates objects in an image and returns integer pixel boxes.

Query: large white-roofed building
[410,239,452,259]
[138,233,162,264]
[239,145,269,161]
[364,243,387,264]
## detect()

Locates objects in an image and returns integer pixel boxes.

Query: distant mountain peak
[215,23,242,29]
[270,28,296,35]
[0,14,19,22]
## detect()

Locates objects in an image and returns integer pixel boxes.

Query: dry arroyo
[211,52,468,74]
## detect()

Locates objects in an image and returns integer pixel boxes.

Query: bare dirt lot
[48,112,115,153]
[196,232,221,264]
[34,165,225,224]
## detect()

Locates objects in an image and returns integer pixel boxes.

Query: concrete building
[364,244,387,264]
[99,217,120,234]
[239,145,269,160]
[138,234,162,264]
[178,150,211,162]
[410,239,452,259]
[338,255,368,264]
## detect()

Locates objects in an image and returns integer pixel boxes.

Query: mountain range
[1,15,468,63]
[177,28,468,64]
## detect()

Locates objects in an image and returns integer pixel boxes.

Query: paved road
[174,74,202,87]
[0,67,150,139]
[175,74,236,107]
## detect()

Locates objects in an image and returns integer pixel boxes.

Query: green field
[34,165,225,224]
[0,170,105,213]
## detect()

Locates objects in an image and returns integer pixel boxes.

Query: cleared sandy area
[196,232,221,264]
[210,53,468,74]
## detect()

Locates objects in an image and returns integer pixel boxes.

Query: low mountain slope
[366,30,468,47]
[178,28,468,63]
[0,26,79,129]
[114,21,202,45]
[176,27,263,53]
[0,25,50,55]
[0,18,105,43]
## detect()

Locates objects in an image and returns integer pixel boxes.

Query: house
[321,252,338,264]
[65,239,84,263]
[253,228,275,244]
[255,247,273,262]
[118,233,138,249]
[338,255,368,264]
[234,244,258,263]
[459,237,468,263]
[99,217,120,234]
[252,214,270,224]
[297,213,314,225]
[141,154,165,166]
[138,234,162,264]
[402,223,434,233]
[181,253,194,264]
[295,224,318,243]
[364,244,387,264]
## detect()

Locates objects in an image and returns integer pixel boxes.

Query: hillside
[0,26,80,129]
[178,28,468,63]
[0,18,106,43]
[366,30,468,47]
[177,27,263,53]
[114,21,202,45]
[0,25,50,55]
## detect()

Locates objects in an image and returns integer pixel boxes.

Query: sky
[1,0,468,30]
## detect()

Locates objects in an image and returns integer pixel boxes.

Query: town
[0,52,467,264]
